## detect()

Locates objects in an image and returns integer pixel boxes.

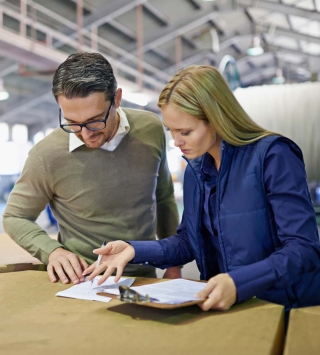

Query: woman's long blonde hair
[158,65,277,146]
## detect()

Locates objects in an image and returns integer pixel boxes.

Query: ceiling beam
[143,2,169,25]
[123,8,222,55]
[107,19,172,61]
[188,0,203,10]
[238,0,320,22]
[269,43,320,57]
[48,0,174,77]
[271,27,320,46]
[143,2,199,50]
[0,2,171,83]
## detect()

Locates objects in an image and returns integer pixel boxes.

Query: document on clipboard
[103,278,207,308]
[55,276,135,303]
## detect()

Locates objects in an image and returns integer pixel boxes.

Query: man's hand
[196,273,237,311]
[83,241,135,285]
[163,266,182,279]
[47,248,88,284]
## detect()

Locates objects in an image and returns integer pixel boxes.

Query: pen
[91,240,107,288]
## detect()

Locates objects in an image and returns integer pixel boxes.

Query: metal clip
[118,285,158,303]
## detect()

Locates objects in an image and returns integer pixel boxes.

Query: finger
[47,264,57,283]
[114,265,125,283]
[78,258,89,282]
[79,257,89,270]
[97,266,116,285]
[82,261,96,276]
[196,284,214,299]
[93,243,113,255]
[87,263,108,281]
[54,263,70,284]
[61,261,80,284]
[68,255,85,281]
[198,297,218,311]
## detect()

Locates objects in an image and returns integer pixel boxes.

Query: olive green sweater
[3,108,179,277]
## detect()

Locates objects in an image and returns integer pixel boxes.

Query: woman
[84,65,320,313]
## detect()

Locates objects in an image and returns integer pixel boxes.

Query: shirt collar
[201,153,218,177]
[69,107,130,152]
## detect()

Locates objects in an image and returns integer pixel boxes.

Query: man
[3,52,180,284]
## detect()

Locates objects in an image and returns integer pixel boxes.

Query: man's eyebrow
[64,112,105,123]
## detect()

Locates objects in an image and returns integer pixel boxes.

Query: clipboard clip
[118,285,159,303]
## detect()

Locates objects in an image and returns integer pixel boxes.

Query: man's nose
[81,127,94,138]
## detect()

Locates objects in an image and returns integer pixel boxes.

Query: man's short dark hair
[52,52,117,101]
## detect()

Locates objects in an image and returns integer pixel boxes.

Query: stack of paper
[55,276,135,303]
[104,278,206,304]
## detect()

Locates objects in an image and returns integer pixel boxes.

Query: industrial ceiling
[0,0,319,138]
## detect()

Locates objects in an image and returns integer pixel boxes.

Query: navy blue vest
[183,136,320,308]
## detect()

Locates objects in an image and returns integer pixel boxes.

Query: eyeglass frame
[59,93,116,133]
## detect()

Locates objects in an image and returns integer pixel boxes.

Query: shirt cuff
[37,239,65,264]
[128,240,164,267]
[228,259,275,304]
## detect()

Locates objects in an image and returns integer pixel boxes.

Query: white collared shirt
[69,107,130,152]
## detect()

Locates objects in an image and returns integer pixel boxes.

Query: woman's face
[161,104,221,160]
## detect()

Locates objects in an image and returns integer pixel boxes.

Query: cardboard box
[0,271,284,355]
[284,306,320,355]
[0,233,57,273]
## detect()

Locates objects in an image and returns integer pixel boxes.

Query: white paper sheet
[105,278,207,304]
[55,276,135,303]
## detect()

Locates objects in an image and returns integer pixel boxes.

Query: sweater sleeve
[3,146,63,264]
[155,131,180,239]
[228,141,320,303]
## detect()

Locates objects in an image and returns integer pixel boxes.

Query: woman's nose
[174,137,184,147]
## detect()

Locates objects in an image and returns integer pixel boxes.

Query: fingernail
[80,277,85,282]
[74,279,79,284]
[82,272,87,276]
[63,279,68,284]
[51,278,56,282]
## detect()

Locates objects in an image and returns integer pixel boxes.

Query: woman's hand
[196,273,237,311]
[83,241,135,285]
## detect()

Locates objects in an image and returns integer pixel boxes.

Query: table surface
[0,271,284,355]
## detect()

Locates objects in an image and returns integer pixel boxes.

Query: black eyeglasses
[59,94,115,133]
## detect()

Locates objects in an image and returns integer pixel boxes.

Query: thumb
[196,283,215,298]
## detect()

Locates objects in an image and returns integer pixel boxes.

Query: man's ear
[114,88,122,108]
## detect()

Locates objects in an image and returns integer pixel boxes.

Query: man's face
[58,90,121,149]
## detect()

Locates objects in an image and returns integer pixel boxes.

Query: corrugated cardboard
[0,271,284,355]
[284,306,320,355]
[0,233,41,266]
[0,233,55,273]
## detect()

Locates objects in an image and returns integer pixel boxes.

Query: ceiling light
[0,79,9,101]
[247,36,264,56]
[272,68,285,85]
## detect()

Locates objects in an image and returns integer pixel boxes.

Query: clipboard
[99,285,205,309]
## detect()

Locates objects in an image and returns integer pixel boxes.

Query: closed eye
[181,131,191,136]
